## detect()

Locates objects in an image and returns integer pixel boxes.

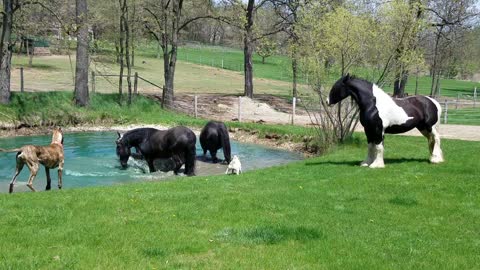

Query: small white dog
[225,155,242,175]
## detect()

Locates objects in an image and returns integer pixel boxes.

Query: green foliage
[0,134,479,268]
[256,38,277,63]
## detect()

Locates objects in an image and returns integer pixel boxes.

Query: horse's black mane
[341,74,374,94]
[121,128,157,145]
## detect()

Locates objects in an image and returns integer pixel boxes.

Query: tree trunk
[244,36,254,98]
[122,0,132,105]
[243,0,255,98]
[430,28,443,96]
[292,55,298,98]
[74,0,90,106]
[118,0,125,99]
[130,1,136,67]
[27,41,33,67]
[0,0,14,104]
[162,0,181,108]
[393,70,408,97]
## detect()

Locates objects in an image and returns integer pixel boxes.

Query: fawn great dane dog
[0,127,64,193]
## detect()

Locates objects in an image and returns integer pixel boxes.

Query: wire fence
[9,66,480,126]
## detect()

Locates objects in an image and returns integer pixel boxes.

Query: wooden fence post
[456,93,459,110]
[474,87,477,108]
[443,100,448,124]
[238,96,242,122]
[134,72,138,95]
[20,67,24,93]
[194,95,198,118]
[161,86,166,109]
[91,71,95,93]
[291,97,296,125]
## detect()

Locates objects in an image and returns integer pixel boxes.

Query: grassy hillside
[1,134,479,269]
[14,43,478,98]
[139,43,480,98]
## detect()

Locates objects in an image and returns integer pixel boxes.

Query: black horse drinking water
[200,121,231,163]
[327,74,444,168]
[116,126,196,175]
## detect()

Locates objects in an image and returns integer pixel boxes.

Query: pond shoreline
[0,123,309,156]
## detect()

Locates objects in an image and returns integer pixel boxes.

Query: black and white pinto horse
[327,74,444,168]
[116,126,196,175]
[200,121,232,163]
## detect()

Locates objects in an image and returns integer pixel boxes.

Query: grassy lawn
[0,133,479,269]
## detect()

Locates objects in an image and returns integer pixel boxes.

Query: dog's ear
[117,132,122,139]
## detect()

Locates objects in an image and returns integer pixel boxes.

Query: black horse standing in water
[200,121,231,163]
[116,126,196,175]
[327,74,444,168]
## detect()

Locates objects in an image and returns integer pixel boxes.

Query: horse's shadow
[306,158,428,167]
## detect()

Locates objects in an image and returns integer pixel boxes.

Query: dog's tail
[219,124,231,163]
[0,148,22,153]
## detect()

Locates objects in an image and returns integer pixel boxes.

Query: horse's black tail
[219,124,231,163]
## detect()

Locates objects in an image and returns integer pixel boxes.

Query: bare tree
[219,0,283,98]
[118,0,133,105]
[272,0,307,98]
[74,0,89,106]
[426,0,478,96]
[144,0,215,107]
[0,0,15,104]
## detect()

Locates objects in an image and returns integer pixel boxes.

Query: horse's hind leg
[45,167,51,190]
[184,146,196,176]
[420,128,444,163]
[210,149,219,163]
[26,162,39,192]
[9,160,25,193]
[172,155,183,175]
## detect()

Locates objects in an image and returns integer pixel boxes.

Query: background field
[7,44,480,126]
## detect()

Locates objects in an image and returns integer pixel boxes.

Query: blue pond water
[0,131,303,192]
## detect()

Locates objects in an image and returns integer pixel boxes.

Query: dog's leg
[45,168,51,190]
[9,161,24,193]
[58,160,64,189]
[26,162,39,192]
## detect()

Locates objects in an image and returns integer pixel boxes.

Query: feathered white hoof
[430,155,444,164]
[369,161,385,168]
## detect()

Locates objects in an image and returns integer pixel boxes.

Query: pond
[0,131,303,193]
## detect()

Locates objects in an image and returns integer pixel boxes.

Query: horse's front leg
[146,158,157,173]
[360,143,375,167]
[369,142,385,168]
[58,160,64,189]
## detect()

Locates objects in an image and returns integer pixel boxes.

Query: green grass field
[445,107,480,125]
[0,134,479,269]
